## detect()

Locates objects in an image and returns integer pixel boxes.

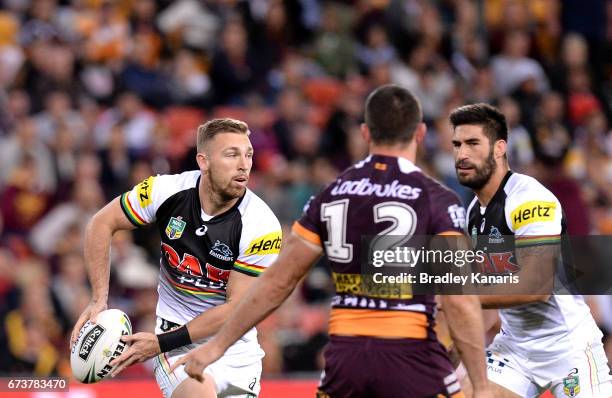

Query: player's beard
[455,148,496,190]
[206,165,247,201]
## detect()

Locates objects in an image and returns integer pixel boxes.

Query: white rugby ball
[71,309,132,383]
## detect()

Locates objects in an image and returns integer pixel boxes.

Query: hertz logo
[511,201,556,230]
[137,176,154,208]
[246,231,282,255]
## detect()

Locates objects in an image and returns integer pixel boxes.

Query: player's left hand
[109,332,161,377]
[169,342,223,383]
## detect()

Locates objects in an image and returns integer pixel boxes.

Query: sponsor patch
[78,324,105,361]
[511,201,556,230]
[332,272,412,299]
[136,176,154,208]
[246,231,282,255]
[447,204,466,229]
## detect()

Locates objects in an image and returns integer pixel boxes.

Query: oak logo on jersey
[511,201,556,230]
[166,216,186,240]
[136,176,154,208]
[209,240,234,262]
[246,231,282,255]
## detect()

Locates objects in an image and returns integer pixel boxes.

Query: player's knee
[171,375,217,398]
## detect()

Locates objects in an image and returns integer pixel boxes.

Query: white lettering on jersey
[330,178,422,200]
[447,204,466,229]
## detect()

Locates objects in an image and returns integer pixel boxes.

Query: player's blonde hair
[196,118,250,152]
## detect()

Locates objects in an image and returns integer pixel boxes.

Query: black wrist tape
[157,325,192,353]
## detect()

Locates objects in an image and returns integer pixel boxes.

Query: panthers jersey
[294,154,466,340]
[466,171,593,349]
[120,170,281,350]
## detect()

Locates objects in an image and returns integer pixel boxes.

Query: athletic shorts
[316,335,464,398]
[486,324,612,398]
[153,317,263,398]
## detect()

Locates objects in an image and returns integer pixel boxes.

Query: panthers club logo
[209,240,233,262]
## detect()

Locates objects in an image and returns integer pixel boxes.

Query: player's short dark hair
[197,118,250,152]
[449,103,508,143]
[364,84,422,145]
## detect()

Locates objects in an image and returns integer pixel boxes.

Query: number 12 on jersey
[320,199,417,263]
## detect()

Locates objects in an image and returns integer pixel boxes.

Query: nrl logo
[166,216,186,240]
[209,240,233,262]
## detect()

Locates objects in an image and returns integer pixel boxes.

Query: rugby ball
[70,309,132,383]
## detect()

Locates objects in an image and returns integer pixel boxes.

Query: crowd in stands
[0,0,611,379]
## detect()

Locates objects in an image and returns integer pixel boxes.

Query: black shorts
[316,336,463,398]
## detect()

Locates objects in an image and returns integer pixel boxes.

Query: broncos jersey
[120,170,281,350]
[466,171,593,349]
[293,154,467,340]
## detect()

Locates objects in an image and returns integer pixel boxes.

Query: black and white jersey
[120,170,281,347]
[466,171,592,346]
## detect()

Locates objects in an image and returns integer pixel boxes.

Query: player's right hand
[70,299,107,347]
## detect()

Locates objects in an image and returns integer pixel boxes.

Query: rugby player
[450,103,612,397]
[71,118,282,398]
[171,85,493,398]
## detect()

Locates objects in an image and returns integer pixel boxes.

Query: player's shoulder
[503,172,562,232]
[503,172,560,208]
[129,170,198,209]
[238,189,280,230]
[417,172,461,202]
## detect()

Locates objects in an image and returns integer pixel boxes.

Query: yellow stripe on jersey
[245,231,282,255]
[510,201,557,230]
[136,176,154,208]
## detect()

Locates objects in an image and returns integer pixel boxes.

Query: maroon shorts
[316,336,463,398]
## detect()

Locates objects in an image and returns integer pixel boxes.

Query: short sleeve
[120,174,177,227]
[505,188,562,248]
[120,176,157,226]
[292,195,323,247]
[234,204,283,277]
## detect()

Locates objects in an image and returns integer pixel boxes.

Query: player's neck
[198,178,240,216]
[474,163,510,207]
[369,141,417,163]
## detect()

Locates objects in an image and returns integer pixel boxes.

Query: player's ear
[414,122,427,144]
[494,139,507,160]
[196,152,209,172]
[360,123,371,144]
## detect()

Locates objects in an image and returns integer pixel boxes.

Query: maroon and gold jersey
[293,155,466,340]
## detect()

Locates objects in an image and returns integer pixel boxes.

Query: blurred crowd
[0,0,611,380]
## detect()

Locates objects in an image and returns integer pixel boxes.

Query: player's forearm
[480,294,550,309]
[442,295,488,391]
[185,303,237,342]
[212,264,299,353]
[83,213,115,301]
